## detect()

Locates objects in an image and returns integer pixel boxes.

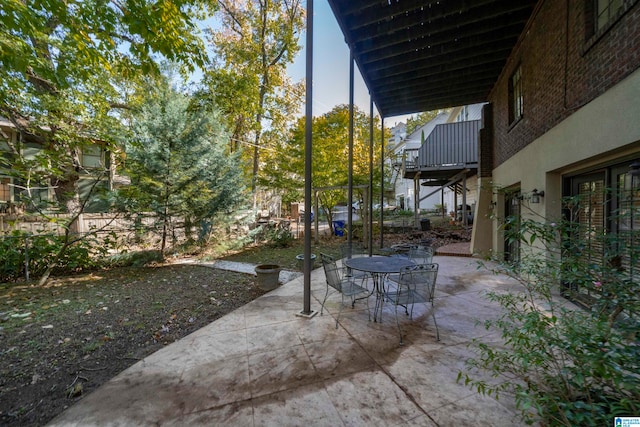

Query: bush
[106,250,164,267]
[459,194,640,426]
[265,225,294,248]
[0,231,110,282]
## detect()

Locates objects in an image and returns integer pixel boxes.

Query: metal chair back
[408,247,434,265]
[386,262,439,344]
[319,252,370,328]
[320,252,343,292]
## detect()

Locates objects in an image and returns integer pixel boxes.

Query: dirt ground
[0,224,471,427]
[0,264,267,427]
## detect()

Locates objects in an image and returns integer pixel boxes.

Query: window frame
[585,0,639,47]
[0,176,11,203]
[81,144,104,169]
[508,64,524,126]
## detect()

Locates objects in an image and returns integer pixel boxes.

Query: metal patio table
[343,256,415,321]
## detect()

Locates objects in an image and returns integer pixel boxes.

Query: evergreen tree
[123,78,245,255]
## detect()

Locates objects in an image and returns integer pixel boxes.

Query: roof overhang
[327,0,538,117]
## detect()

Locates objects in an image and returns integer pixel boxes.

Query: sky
[287,0,413,127]
[197,0,413,128]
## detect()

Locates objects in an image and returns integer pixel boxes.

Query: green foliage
[199,0,305,185]
[265,226,295,248]
[248,223,294,248]
[1,0,215,284]
[1,0,213,196]
[460,194,640,426]
[405,110,444,135]
[119,76,246,255]
[0,231,110,282]
[260,104,391,235]
[106,250,164,268]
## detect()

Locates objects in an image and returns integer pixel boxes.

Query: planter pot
[254,264,281,291]
[295,253,316,271]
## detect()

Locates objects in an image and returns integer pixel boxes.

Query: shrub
[0,231,111,282]
[106,250,164,267]
[459,194,640,426]
[265,225,294,248]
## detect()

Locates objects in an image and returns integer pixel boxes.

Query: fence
[0,212,154,236]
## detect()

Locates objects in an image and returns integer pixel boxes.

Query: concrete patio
[48,255,533,426]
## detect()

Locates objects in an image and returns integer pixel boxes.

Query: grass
[217,236,348,270]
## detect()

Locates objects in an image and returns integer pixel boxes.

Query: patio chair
[381,263,439,345]
[320,252,370,329]
[340,242,369,283]
[408,246,434,264]
[386,246,434,284]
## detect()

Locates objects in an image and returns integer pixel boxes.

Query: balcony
[401,120,480,183]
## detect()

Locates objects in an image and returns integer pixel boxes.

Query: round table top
[343,256,414,274]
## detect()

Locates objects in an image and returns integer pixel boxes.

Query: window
[455,106,469,122]
[82,145,103,168]
[0,177,10,202]
[563,161,640,306]
[595,0,623,32]
[503,189,522,265]
[613,164,640,282]
[508,65,523,125]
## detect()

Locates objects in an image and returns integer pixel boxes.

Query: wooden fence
[0,213,156,237]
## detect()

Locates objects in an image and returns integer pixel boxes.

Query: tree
[200,0,305,191]
[260,104,390,233]
[122,77,246,256]
[0,0,215,283]
[0,0,214,213]
[405,110,442,135]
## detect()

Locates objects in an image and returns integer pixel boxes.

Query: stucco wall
[490,67,640,253]
[491,1,640,168]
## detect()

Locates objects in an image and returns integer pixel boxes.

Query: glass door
[611,164,640,282]
[503,189,521,264]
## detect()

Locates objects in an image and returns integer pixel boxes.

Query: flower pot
[254,264,281,291]
[295,253,316,271]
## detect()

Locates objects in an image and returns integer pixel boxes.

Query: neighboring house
[391,103,484,218]
[389,111,449,211]
[0,117,119,215]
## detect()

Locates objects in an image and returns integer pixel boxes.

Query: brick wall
[490,0,640,167]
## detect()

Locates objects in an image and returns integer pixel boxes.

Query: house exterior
[0,118,118,216]
[327,0,639,284]
[391,104,485,217]
[389,110,449,211]
[471,0,640,280]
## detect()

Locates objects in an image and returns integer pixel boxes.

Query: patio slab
[47,256,536,426]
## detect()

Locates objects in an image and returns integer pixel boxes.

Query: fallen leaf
[10,312,32,318]
[67,382,83,398]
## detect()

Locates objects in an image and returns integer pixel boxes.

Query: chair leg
[394,305,404,346]
[431,302,440,341]
[321,286,329,316]
[335,294,345,329]
[365,292,371,322]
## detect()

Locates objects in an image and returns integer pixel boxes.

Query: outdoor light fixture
[629,160,640,177]
[531,189,545,204]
